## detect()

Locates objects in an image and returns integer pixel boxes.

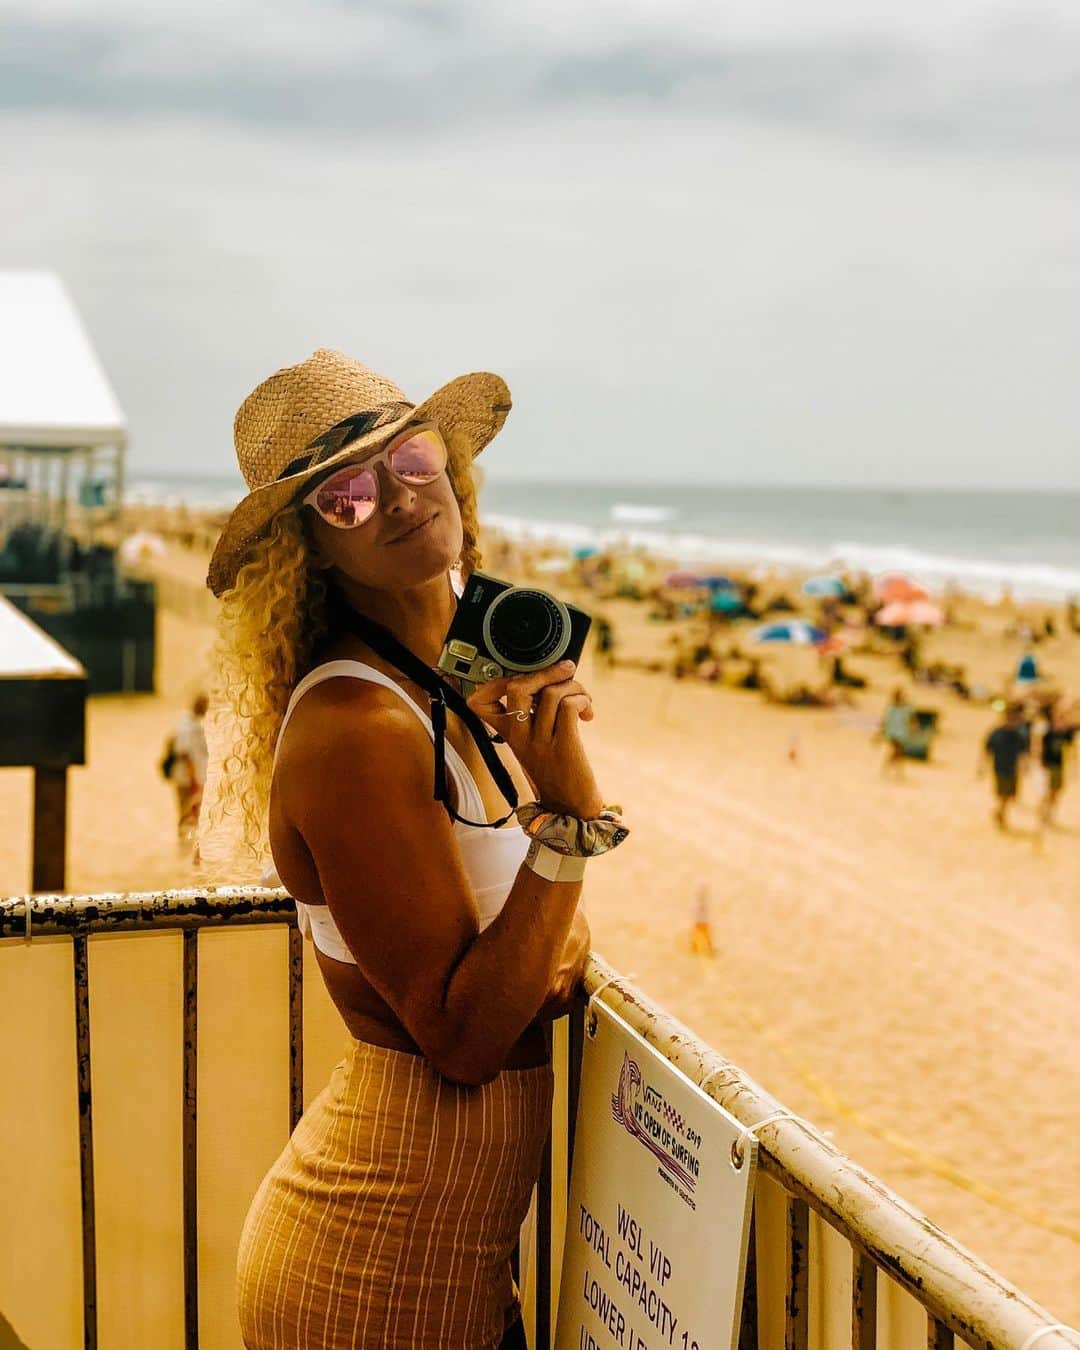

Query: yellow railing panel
[0,937,83,1348]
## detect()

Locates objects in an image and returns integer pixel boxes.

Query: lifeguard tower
[0,271,155,692]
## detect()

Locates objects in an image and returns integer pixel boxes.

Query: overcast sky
[3,0,1079,487]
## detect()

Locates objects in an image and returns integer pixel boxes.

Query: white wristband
[524,839,587,884]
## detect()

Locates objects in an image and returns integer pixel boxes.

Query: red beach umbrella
[875,599,944,627]
[874,573,930,603]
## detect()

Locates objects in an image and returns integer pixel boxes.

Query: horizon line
[125,468,1080,497]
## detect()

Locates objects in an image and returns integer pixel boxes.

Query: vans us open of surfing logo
[611,1051,703,1210]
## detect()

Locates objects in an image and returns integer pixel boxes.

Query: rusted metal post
[32,766,68,892]
[287,922,304,1132]
[536,1140,553,1350]
[73,933,97,1350]
[535,1064,553,1350]
[785,1195,810,1350]
[928,1316,953,1349]
[738,1205,759,1350]
[182,930,199,1349]
[853,1250,878,1349]
[566,991,585,1177]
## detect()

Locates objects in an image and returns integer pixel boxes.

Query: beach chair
[897,708,939,760]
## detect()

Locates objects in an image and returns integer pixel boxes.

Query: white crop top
[262,659,530,964]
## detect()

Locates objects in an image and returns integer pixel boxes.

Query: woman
[206,349,623,1348]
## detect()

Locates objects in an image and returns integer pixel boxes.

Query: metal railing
[1,888,1077,1350]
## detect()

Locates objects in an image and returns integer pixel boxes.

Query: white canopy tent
[0,274,153,693]
[0,271,129,537]
[0,271,127,450]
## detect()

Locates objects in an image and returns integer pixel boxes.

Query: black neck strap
[326,588,518,829]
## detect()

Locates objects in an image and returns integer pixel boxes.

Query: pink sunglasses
[300,424,448,529]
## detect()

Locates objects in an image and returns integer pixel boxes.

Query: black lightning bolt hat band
[275,400,416,481]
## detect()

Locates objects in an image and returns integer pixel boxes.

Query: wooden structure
[0,595,86,890]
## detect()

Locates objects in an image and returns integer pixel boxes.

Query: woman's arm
[532,907,591,1024]
[283,674,599,1085]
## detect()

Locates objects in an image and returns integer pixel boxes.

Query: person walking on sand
[203,350,627,1349]
[170,693,209,846]
[594,613,617,671]
[877,687,913,777]
[981,703,1029,830]
[1039,699,1078,826]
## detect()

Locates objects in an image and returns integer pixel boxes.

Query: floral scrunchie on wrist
[514,803,629,858]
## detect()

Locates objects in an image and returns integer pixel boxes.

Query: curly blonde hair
[203,441,482,874]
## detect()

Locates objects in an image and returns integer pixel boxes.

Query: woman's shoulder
[282,672,425,757]
[276,682,436,830]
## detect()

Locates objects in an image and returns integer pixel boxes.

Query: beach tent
[0,271,129,536]
[0,271,153,692]
[0,271,127,451]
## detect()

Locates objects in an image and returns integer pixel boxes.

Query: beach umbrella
[1015,653,1040,684]
[751,620,828,646]
[118,530,167,569]
[875,599,944,627]
[802,575,846,598]
[874,573,930,603]
[709,588,743,614]
[665,570,738,591]
[573,545,598,560]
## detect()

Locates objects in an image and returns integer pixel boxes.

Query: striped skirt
[236,1036,554,1349]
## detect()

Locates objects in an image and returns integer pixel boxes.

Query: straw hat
[206,348,511,597]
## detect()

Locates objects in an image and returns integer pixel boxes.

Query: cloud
[3,1,1080,149]
[4,106,1080,488]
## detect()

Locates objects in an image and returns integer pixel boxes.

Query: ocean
[127,474,1080,602]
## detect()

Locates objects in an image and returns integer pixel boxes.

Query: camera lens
[483,588,571,672]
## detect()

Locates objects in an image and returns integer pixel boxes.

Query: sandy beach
[1,536,1077,1325]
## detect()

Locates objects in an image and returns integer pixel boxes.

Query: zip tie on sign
[728,1108,836,1171]
[1018,1325,1080,1350]
[589,972,638,1004]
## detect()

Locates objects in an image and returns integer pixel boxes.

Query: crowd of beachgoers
[118,499,1080,834]
[486,530,1080,830]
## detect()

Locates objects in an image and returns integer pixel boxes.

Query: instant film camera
[438,571,592,690]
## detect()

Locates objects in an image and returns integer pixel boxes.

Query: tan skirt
[236,1036,553,1349]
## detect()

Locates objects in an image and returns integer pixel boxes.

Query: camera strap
[326,588,519,829]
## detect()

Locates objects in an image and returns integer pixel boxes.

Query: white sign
[556,999,757,1350]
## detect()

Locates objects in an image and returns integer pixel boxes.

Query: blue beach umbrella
[573,545,598,561]
[802,575,845,598]
[752,620,828,646]
[709,588,743,614]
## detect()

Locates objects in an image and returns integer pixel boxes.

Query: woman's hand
[534,907,591,1023]
[467,660,604,819]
